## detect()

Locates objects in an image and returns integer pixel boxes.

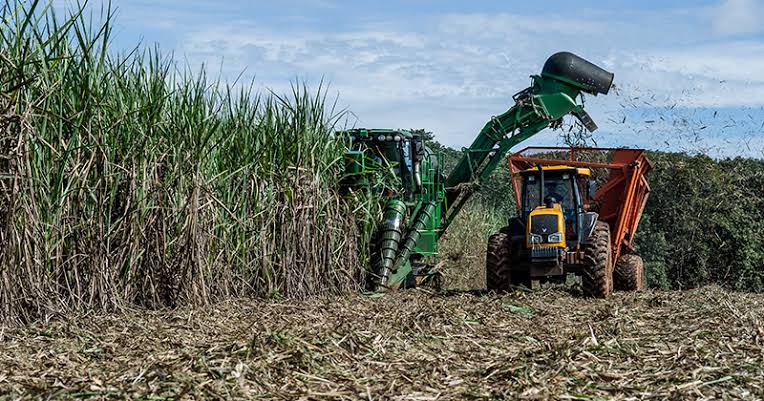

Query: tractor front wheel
[614,254,644,291]
[486,232,512,292]
[581,221,613,298]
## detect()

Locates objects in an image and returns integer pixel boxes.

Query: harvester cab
[341,129,435,199]
[340,129,445,290]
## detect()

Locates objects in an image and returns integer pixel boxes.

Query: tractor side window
[524,176,539,213]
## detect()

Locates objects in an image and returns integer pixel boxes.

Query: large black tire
[486,232,512,292]
[614,254,644,291]
[581,221,613,298]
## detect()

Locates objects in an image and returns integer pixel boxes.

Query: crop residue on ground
[1,286,762,400]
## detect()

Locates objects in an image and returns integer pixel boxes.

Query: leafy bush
[637,153,764,291]
[436,205,504,290]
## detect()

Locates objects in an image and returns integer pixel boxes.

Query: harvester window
[402,143,413,172]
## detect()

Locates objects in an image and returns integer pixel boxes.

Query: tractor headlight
[547,232,563,243]
[528,234,543,244]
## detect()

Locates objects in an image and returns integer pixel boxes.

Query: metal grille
[532,247,559,259]
[530,215,559,237]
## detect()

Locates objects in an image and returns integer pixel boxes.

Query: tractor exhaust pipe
[538,164,545,207]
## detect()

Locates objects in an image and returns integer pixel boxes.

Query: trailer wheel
[614,254,644,291]
[581,221,613,298]
[486,232,512,292]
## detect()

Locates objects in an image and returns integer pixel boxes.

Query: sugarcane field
[1,1,764,400]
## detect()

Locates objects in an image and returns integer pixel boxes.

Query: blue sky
[74,0,764,157]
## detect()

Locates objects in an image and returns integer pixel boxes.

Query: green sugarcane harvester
[340,52,615,291]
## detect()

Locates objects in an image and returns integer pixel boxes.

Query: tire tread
[486,233,512,292]
[581,221,612,298]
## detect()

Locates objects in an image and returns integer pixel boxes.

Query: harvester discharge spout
[442,52,613,230]
[541,52,614,96]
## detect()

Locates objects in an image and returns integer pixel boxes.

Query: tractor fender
[582,212,599,242]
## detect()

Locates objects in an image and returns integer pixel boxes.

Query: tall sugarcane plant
[0,0,368,324]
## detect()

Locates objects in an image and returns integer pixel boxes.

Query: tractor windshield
[523,173,574,213]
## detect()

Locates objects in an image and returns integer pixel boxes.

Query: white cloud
[436,13,606,38]
[710,0,764,36]
[170,7,764,157]
[648,41,764,82]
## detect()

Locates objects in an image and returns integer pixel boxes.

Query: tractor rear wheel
[614,254,644,291]
[486,232,512,292]
[581,221,613,298]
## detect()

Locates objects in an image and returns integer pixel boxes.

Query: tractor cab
[520,166,591,239]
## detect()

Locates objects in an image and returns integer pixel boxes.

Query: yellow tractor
[486,147,651,298]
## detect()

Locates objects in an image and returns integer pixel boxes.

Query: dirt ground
[1,286,763,400]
